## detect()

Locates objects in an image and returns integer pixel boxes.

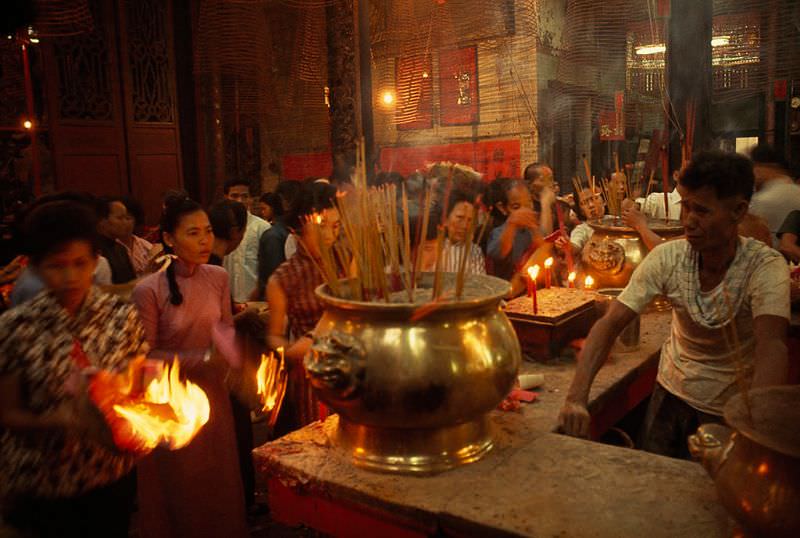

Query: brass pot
[688,386,800,537]
[582,216,683,289]
[304,273,521,474]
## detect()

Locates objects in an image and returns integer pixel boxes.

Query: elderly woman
[0,200,147,537]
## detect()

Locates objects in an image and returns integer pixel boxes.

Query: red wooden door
[117,0,182,223]
[44,0,129,197]
[44,0,182,224]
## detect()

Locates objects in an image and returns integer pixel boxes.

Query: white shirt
[223,212,270,302]
[617,238,790,415]
[749,177,800,247]
[284,234,297,260]
[638,188,682,220]
[569,222,594,251]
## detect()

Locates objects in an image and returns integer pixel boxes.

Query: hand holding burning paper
[86,356,211,455]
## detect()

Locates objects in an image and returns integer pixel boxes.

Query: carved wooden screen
[44,0,129,196]
[118,0,182,224]
[42,0,181,223]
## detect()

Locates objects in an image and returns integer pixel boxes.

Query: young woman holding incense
[132,193,248,538]
[266,181,340,428]
[0,200,147,538]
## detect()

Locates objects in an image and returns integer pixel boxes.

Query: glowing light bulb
[381,91,395,105]
[22,120,32,129]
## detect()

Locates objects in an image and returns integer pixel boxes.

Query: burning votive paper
[89,359,210,454]
[256,348,288,427]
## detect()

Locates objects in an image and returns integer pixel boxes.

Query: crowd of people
[0,144,798,537]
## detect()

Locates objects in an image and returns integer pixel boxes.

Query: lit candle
[544,257,554,288]
[527,265,540,315]
[584,275,595,290]
[568,271,576,288]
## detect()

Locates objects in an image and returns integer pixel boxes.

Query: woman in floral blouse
[0,200,147,537]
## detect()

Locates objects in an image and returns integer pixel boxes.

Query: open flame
[544,257,553,269]
[89,360,210,454]
[584,275,595,289]
[568,271,577,284]
[256,347,288,426]
[112,361,210,451]
[527,265,540,281]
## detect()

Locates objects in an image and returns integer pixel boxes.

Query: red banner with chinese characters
[379,139,520,179]
[396,54,433,130]
[439,46,478,125]
[599,91,625,141]
[282,152,332,181]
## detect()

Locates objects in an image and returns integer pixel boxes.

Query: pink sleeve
[131,280,160,351]
[132,281,206,363]
[219,273,234,328]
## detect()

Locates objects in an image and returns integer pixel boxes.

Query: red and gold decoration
[439,46,478,125]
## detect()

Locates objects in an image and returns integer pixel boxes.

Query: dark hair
[223,178,252,195]
[750,144,788,170]
[446,189,476,217]
[207,199,245,241]
[120,196,145,227]
[24,200,100,264]
[523,162,547,181]
[285,181,337,231]
[161,193,204,305]
[679,150,755,202]
[96,196,118,220]
[259,192,283,217]
[275,180,303,216]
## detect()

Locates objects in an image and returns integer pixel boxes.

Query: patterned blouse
[0,288,147,498]
[271,246,325,338]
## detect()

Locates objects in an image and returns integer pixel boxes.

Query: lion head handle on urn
[304,330,367,399]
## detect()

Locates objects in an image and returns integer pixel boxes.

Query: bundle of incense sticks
[319,140,486,304]
[682,99,696,169]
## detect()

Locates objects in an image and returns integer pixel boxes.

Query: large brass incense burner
[582,216,683,289]
[304,274,520,474]
[689,386,800,537]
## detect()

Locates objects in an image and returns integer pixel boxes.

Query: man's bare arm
[751,314,789,388]
[559,300,638,437]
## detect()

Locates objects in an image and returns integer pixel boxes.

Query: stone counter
[255,417,731,537]
[253,310,732,536]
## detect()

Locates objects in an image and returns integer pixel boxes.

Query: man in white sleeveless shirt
[559,151,790,458]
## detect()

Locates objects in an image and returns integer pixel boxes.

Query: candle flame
[256,348,288,422]
[544,257,553,268]
[584,275,595,289]
[568,271,576,283]
[314,213,323,225]
[111,360,210,452]
[528,265,540,280]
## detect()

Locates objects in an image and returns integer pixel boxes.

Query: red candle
[544,257,553,288]
[527,265,540,315]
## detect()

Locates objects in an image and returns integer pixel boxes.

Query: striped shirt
[440,239,486,275]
